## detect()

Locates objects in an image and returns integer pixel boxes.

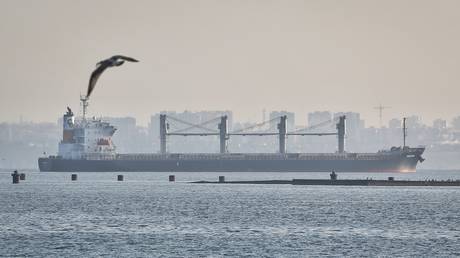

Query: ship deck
[110,152,406,161]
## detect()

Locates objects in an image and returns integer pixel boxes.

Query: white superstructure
[58,104,117,160]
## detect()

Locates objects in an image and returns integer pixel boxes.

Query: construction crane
[374,104,391,128]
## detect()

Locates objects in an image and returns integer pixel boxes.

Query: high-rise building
[433,119,447,130]
[388,118,401,129]
[308,111,332,127]
[451,116,460,130]
[333,112,364,135]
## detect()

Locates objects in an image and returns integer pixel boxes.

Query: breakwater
[192,178,460,186]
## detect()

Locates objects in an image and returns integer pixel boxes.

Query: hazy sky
[1,0,459,127]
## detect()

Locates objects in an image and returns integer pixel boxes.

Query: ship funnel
[63,107,75,142]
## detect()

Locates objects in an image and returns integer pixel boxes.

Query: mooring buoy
[11,170,20,184]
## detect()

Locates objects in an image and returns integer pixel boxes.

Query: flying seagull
[87,55,139,98]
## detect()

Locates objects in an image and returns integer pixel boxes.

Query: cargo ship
[38,98,425,172]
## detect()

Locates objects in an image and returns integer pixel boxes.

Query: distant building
[0,122,60,169]
[308,111,332,127]
[406,115,422,129]
[452,116,460,130]
[104,117,151,153]
[433,119,447,130]
[388,118,401,129]
[333,112,364,135]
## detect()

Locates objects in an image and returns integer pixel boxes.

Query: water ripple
[0,171,459,257]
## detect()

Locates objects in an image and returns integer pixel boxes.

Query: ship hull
[38,155,420,172]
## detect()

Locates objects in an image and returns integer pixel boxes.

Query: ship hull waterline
[38,156,420,172]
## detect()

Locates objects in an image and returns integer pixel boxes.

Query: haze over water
[1,170,459,257]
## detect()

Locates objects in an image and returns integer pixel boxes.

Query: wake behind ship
[38,100,425,172]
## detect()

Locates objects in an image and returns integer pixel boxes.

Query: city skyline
[3,107,460,129]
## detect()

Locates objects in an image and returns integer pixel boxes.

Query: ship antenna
[80,95,89,121]
[402,117,407,148]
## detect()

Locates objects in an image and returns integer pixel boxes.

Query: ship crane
[159,114,346,154]
[160,115,221,154]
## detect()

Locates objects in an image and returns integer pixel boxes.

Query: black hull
[38,156,420,172]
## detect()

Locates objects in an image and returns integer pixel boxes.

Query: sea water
[0,170,459,257]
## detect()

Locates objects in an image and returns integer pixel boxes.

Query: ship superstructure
[57,101,116,161]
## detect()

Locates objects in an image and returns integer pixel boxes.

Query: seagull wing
[113,55,139,62]
[87,63,109,97]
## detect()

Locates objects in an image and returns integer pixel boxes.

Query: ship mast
[402,117,407,148]
[80,95,89,121]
